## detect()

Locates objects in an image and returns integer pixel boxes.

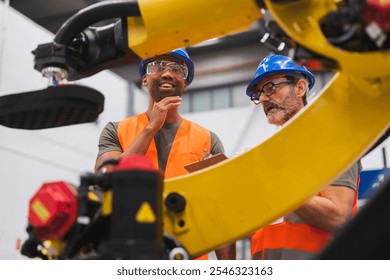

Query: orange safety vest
[252,177,360,260]
[117,112,211,260]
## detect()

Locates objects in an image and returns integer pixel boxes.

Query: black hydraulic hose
[54,0,141,45]
[327,24,358,45]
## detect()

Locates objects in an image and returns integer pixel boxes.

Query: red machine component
[28,181,77,240]
[112,154,159,172]
[362,0,390,31]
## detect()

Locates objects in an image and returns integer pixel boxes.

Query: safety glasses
[146,61,189,79]
[251,80,295,105]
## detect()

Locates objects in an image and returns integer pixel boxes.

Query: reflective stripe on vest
[117,113,211,179]
[252,248,315,260]
[117,113,211,260]
[251,221,330,260]
[251,176,360,260]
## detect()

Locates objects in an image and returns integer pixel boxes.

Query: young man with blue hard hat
[246,54,361,259]
[95,48,235,260]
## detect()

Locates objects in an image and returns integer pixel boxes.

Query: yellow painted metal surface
[160,0,390,258]
[101,189,112,217]
[127,0,262,58]
[164,72,390,257]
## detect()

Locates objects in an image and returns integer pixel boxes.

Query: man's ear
[296,79,307,98]
[142,75,148,86]
[183,81,188,92]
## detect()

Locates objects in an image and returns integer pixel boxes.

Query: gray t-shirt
[97,121,224,172]
[331,161,362,192]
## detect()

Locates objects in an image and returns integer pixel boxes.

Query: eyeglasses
[251,80,294,105]
[146,61,189,79]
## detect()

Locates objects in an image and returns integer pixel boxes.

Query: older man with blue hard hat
[246,54,361,260]
[247,54,315,125]
[95,48,235,260]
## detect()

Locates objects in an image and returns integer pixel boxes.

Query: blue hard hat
[138,48,195,85]
[246,55,315,96]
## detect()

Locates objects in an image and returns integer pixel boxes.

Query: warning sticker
[31,199,50,223]
[135,202,156,223]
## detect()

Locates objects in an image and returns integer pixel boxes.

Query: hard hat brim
[246,69,315,97]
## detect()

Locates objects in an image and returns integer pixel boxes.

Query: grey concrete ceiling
[9,0,101,34]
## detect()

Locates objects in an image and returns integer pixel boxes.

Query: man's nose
[161,68,175,77]
[258,92,270,105]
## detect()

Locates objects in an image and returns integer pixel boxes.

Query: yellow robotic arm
[265,0,390,78]
[162,0,390,256]
[164,72,390,257]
